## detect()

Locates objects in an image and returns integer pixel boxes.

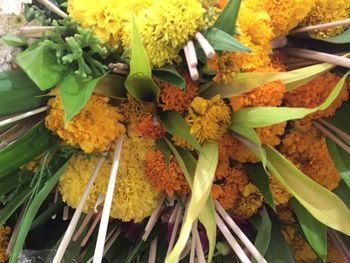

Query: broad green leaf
[245,163,275,210]
[290,198,327,261]
[203,27,251,52]
[324,102,350,133]
[317,27,350,44]
[2,34,27,47]
[125,18,159,101]
[333,180,350,208]
[9,155,69,263]
[94,74,127,99]
[201,62,334,98]
[265,215,295,263]
[232,71,350,128]
[60,73,104,124]
[213,0,241,35]
[160,110,202,152]
[30,200,64,230]
[264,144,350,236]
[0,71,48,116]
[0,122,57,178]
[0,169,32,197]
[16,42,66,90]
[326,138,350,187]
[155,139,171,168]
[153,65,185,89]
[165,140,218,263]
[250,207,272,260]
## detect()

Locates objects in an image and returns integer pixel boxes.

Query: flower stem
[18,26,55,38]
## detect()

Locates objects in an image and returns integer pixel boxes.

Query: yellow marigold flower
[0,226,10,263]
[300,0,350,38]
[120,95,155,126]
[284,72,349,125]
[231,186,263,218]
[59,130,160,222]
[159,72,199,113]
[45,93,125,153]
[186,95,231,143]
[245,0,316,38]
[280,126,341,190]
[145,150,189,197]
[269,175,291,205]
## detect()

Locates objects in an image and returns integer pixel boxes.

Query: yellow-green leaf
[264,144,350,236]
[125,18,159,101]
[232,71,350,128]
[165,142,218,263]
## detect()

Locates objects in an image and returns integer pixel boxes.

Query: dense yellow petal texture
[45,94,125,153]
[68,0,205,67]
[0,226,10,263]
[59,130,160,222]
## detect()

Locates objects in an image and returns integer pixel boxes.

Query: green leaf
[125,18,159,101]
[9,155,69,263]
[2,34,27,47]
[317,27,350,44]
[265,215,295,263]
[160,110,202,152]
[213,0,241,35]
[201,62,335,98]
[30,200,64,230]
[245,163,275,210]
[264,144,350,236]
[166,142,218,263]
[60,73,104,124]
[0,169,32,197]
[290,198,327,261]
[0,185,32,226]
[232,71,350,128]
[326,138,350,187]
[250,207,272,260]
[0,122,57,178]
[203,27,251,52]
[16,42,66,90]
[94,74,127,99]
[155,139,171,168]
[0,71,48,116]
[333,180,350,208]
[153,65,186,89]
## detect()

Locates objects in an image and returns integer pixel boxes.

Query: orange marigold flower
[138,115,166,139]
[45,94,125,153]
[159,72,199,113]
[186,95,231,143]
[145,150,189,197]
[171,135,195,150]
[284,72,349,124]
[280,126,341,190]
[256,122,287,146]
[230,80,285,112]
[0,226,10,263]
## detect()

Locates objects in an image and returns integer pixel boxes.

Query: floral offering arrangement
[1,0,350,262]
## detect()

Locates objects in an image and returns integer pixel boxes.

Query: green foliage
[0,71,48,116]
[2,34,27,47]
[153,65,185,89]
[290,198,327,261]
[213,0,241,35]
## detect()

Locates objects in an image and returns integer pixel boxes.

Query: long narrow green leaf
[318,27,350,44]
[333,180,350,208]
[164,139,216,262]
[326,138,350,187]
[160,110,202,152]
[264,145,350,236]
[232,71,350,128]
[9,155,69,263]
[0,169,32,197]
[290,198,327,261]
[125,18,159,101]
[0,71,48,116]
[152,65,185,89]
[0,185,32,225]
[94,74,127,99]
[16,42,66,90]
[201,63,334,98]
[166,142,218,263]
[0,122,57,178]
[213,0,241,35]
[30,200,64,230]
[60,72,104,124]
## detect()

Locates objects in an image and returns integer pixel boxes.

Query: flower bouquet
[1,0,350,262]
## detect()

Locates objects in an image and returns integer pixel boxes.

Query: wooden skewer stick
[17,26,55,38]
[36,0,68,18]
[52,187,59,220]
[186,40,198,67]
[192,220,205,263]
[6,206,25,255]
[290,18,350,35]
[189,222,197,263]
[148,238,158,263]
[166,203,183,256]
[62,206,69,221]
[142,194,166,241]
[81,209,103,247]
[93,136,124,263]
[215,200,267,263]
[53,157,106,263]
[0,106,48,127]
[317,119,350,146]
[73,208,95,242]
